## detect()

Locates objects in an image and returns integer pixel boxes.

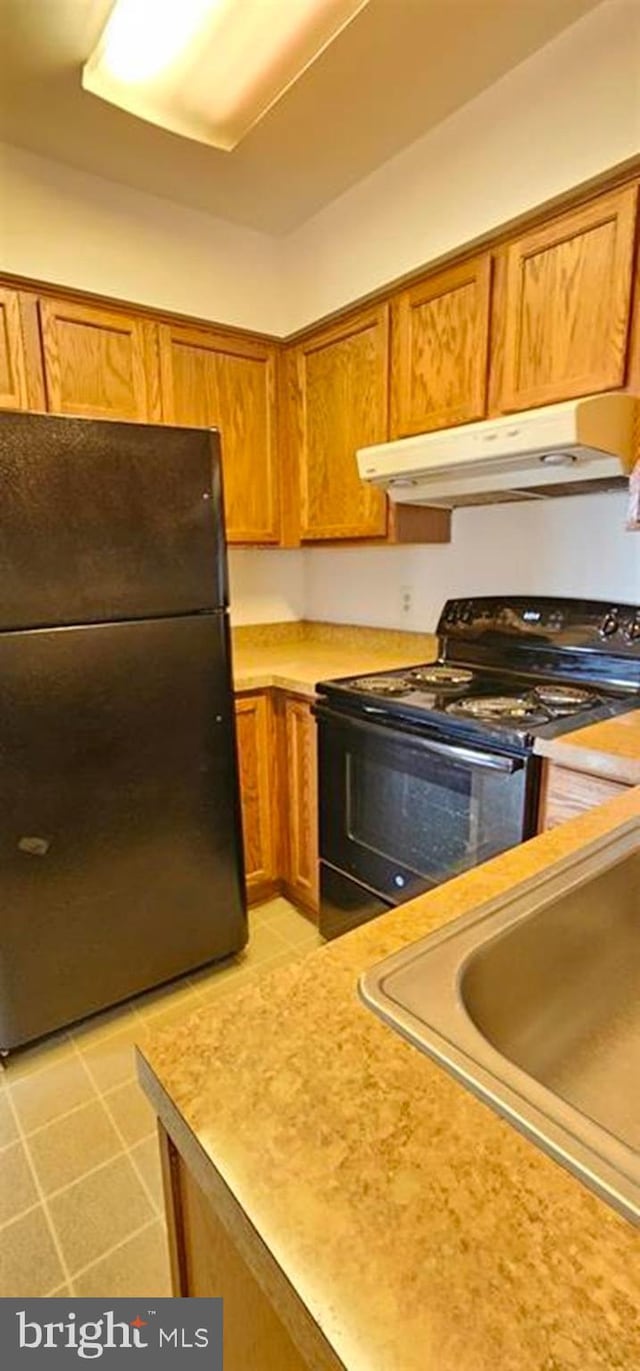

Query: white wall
[282,0,640,626]
[3,4,638,337]
[0,142,285,334]
[1,2,639,626]
[227,549,306,625]
[303,494,640,631]
[282,0,640,331]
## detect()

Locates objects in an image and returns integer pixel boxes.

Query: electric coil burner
[531,683,596,709]
[315,595,640,939]
[408,665,474,688]
[446,696,549,723]
[350,675,412,697]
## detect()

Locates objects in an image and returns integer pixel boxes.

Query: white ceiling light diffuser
[82,0,370,151]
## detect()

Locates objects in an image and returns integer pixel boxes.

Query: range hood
[357,394,637,507]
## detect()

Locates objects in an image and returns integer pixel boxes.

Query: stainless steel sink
[359,818,640,1224]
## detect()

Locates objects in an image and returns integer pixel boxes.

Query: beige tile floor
[0,898,322,1297]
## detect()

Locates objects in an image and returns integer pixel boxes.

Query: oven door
[317,705,535,936]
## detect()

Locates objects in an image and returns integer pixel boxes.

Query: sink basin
[359,818,640,1224]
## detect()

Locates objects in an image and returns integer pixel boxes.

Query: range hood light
[82,0,371,150]
[539,451,578,465]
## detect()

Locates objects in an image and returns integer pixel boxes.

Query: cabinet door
[539,762,629,832]
[0,288,29,410]
[282,697,318,915]
[234,693,278,901]
[159,324,279,544]
[293,305,389,540]
[500,185,638,412]
[39,298,161,421]
[390,255,492,436]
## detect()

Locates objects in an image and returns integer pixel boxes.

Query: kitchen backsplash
[229,491,640,631]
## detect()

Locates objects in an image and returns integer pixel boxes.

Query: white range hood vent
[357,394,637,507]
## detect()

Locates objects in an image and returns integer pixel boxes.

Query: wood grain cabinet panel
[539,761,630,832]
[159,323,279,544]
[292,305,389,541]
[282,697,318,916]
[234,693,278,901]
[390,254,492,436]
[39,298,160,421]
[0,288,30,410]
[500,185,638,412]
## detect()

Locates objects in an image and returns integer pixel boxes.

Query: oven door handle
[315,705,525,773]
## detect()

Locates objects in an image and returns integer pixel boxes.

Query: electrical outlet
[400,585,413,614]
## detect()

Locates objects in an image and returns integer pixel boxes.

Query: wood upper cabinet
[234,693,278,901]
[0,288,30,410]
[290,304,389,541]
[500,185,638,412]
[281,696,318,915]
[39,297,161,421]
[390,254,492,437]
[159,323,279,544]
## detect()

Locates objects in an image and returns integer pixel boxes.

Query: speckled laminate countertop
[139,778,640,1370]
[231,621,438,696]
[534,708,640,785]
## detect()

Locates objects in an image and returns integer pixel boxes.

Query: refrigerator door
[0,412,228,629]
[0,612,246,1050]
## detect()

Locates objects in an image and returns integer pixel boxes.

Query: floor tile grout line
[7,1089,122,1144]
[0,1198,43,1235]
[70,1039,160,1220]
[4,1084,76,1295]
[34,1147,131,1204]
[67,1215,161,1285]
[0,1133,21,1156]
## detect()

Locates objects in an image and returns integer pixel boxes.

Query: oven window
[345,745,525,884]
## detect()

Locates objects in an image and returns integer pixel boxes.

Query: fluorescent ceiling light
[83,0,370,151]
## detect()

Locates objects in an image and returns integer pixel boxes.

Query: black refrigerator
[0,411,247,1053]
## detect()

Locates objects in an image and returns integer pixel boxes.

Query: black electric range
[315,595,640,939]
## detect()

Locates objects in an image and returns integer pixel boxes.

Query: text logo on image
[1,1299,222,1367]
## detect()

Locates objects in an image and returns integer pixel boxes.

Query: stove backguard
[438,596,640,690]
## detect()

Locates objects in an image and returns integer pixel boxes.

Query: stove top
[319,664,633,748]
[317,596,640,753]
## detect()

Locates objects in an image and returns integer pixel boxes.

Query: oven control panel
[438,597,640,657]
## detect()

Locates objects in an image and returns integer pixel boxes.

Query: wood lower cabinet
[538,760,630,831]
[159,1127,326,1369]
[234,693,279,903]
[234,690,319,917]
[280,696,318,915]
[390,254,492,436]
[159,323,279,544]
[500,184,638,412]
[39,297,161,420]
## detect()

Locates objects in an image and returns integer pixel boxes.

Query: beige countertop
[534,708,640,786]
[139,783,640,1368]
[230,620,438,696]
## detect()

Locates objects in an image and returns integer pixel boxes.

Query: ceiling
[0,0,603,235]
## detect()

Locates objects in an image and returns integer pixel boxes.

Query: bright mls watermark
[0,1299,222,1367]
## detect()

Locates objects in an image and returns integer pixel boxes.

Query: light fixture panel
[82,0,370,151]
